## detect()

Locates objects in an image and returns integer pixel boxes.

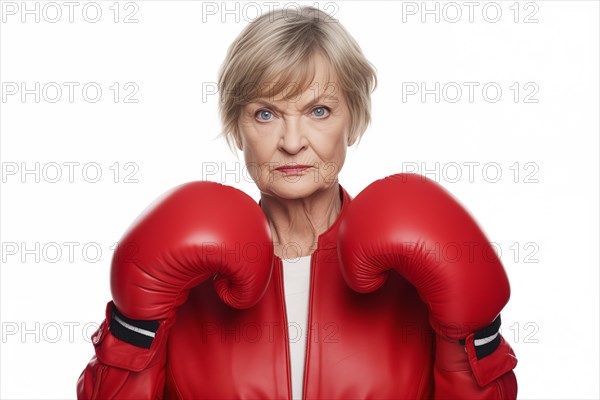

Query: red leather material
[77,181,518,399]
[165,234,435,399]
[464,333,518,387]
[111,181,274,322]
[164,184,436,398]
[92,301,172,372]
[337,173,511,340]
[433,334,518,398]
[77,304,169,399]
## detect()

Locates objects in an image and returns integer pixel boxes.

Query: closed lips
[276,165,311,170]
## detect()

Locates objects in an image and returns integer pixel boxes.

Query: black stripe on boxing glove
[459,315,502,360]
[109,303,160,349]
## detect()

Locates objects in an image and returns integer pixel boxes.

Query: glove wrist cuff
[459,314,502,360]
[91,301,172,372]
[110,303,160,349]
[464,332,518,387]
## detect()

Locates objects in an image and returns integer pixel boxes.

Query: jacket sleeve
[76,301,172,399]
[433,316,518,399]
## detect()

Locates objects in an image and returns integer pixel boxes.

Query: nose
[278,117,308,155]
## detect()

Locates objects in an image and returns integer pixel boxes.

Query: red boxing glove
[112,181,273,318]
[338,173,517,390]
[96,181,273,370]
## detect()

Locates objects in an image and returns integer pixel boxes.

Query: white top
[281,255,312,400]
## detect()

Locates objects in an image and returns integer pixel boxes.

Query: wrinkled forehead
[243,52,342,105]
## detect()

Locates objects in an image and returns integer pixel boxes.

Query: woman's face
[237,53,352,201]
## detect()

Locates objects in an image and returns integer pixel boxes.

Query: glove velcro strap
[110,303,160,349]
[459,315,501,360]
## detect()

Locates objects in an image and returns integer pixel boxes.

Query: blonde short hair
[217,5,378,154]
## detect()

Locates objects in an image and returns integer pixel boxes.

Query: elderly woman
[77,6,518,399]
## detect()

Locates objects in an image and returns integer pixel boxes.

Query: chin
[268,179,321,200]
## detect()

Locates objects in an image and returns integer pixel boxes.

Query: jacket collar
[317,183,353,250]
[257,183,354,252]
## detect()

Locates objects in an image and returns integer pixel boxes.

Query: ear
[347,134,357,147]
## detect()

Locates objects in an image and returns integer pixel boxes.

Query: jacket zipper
[302,251,317,400]
[277,256,293,400]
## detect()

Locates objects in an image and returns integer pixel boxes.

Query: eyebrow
[248,93,339,113]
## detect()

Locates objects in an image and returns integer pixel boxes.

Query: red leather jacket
[77,184,518,399]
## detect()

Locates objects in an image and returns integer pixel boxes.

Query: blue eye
[312,106,330,118]
[256,110,273,121]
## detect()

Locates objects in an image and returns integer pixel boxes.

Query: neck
[260,183,342,259]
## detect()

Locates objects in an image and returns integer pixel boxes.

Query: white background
[1,1,598,399]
